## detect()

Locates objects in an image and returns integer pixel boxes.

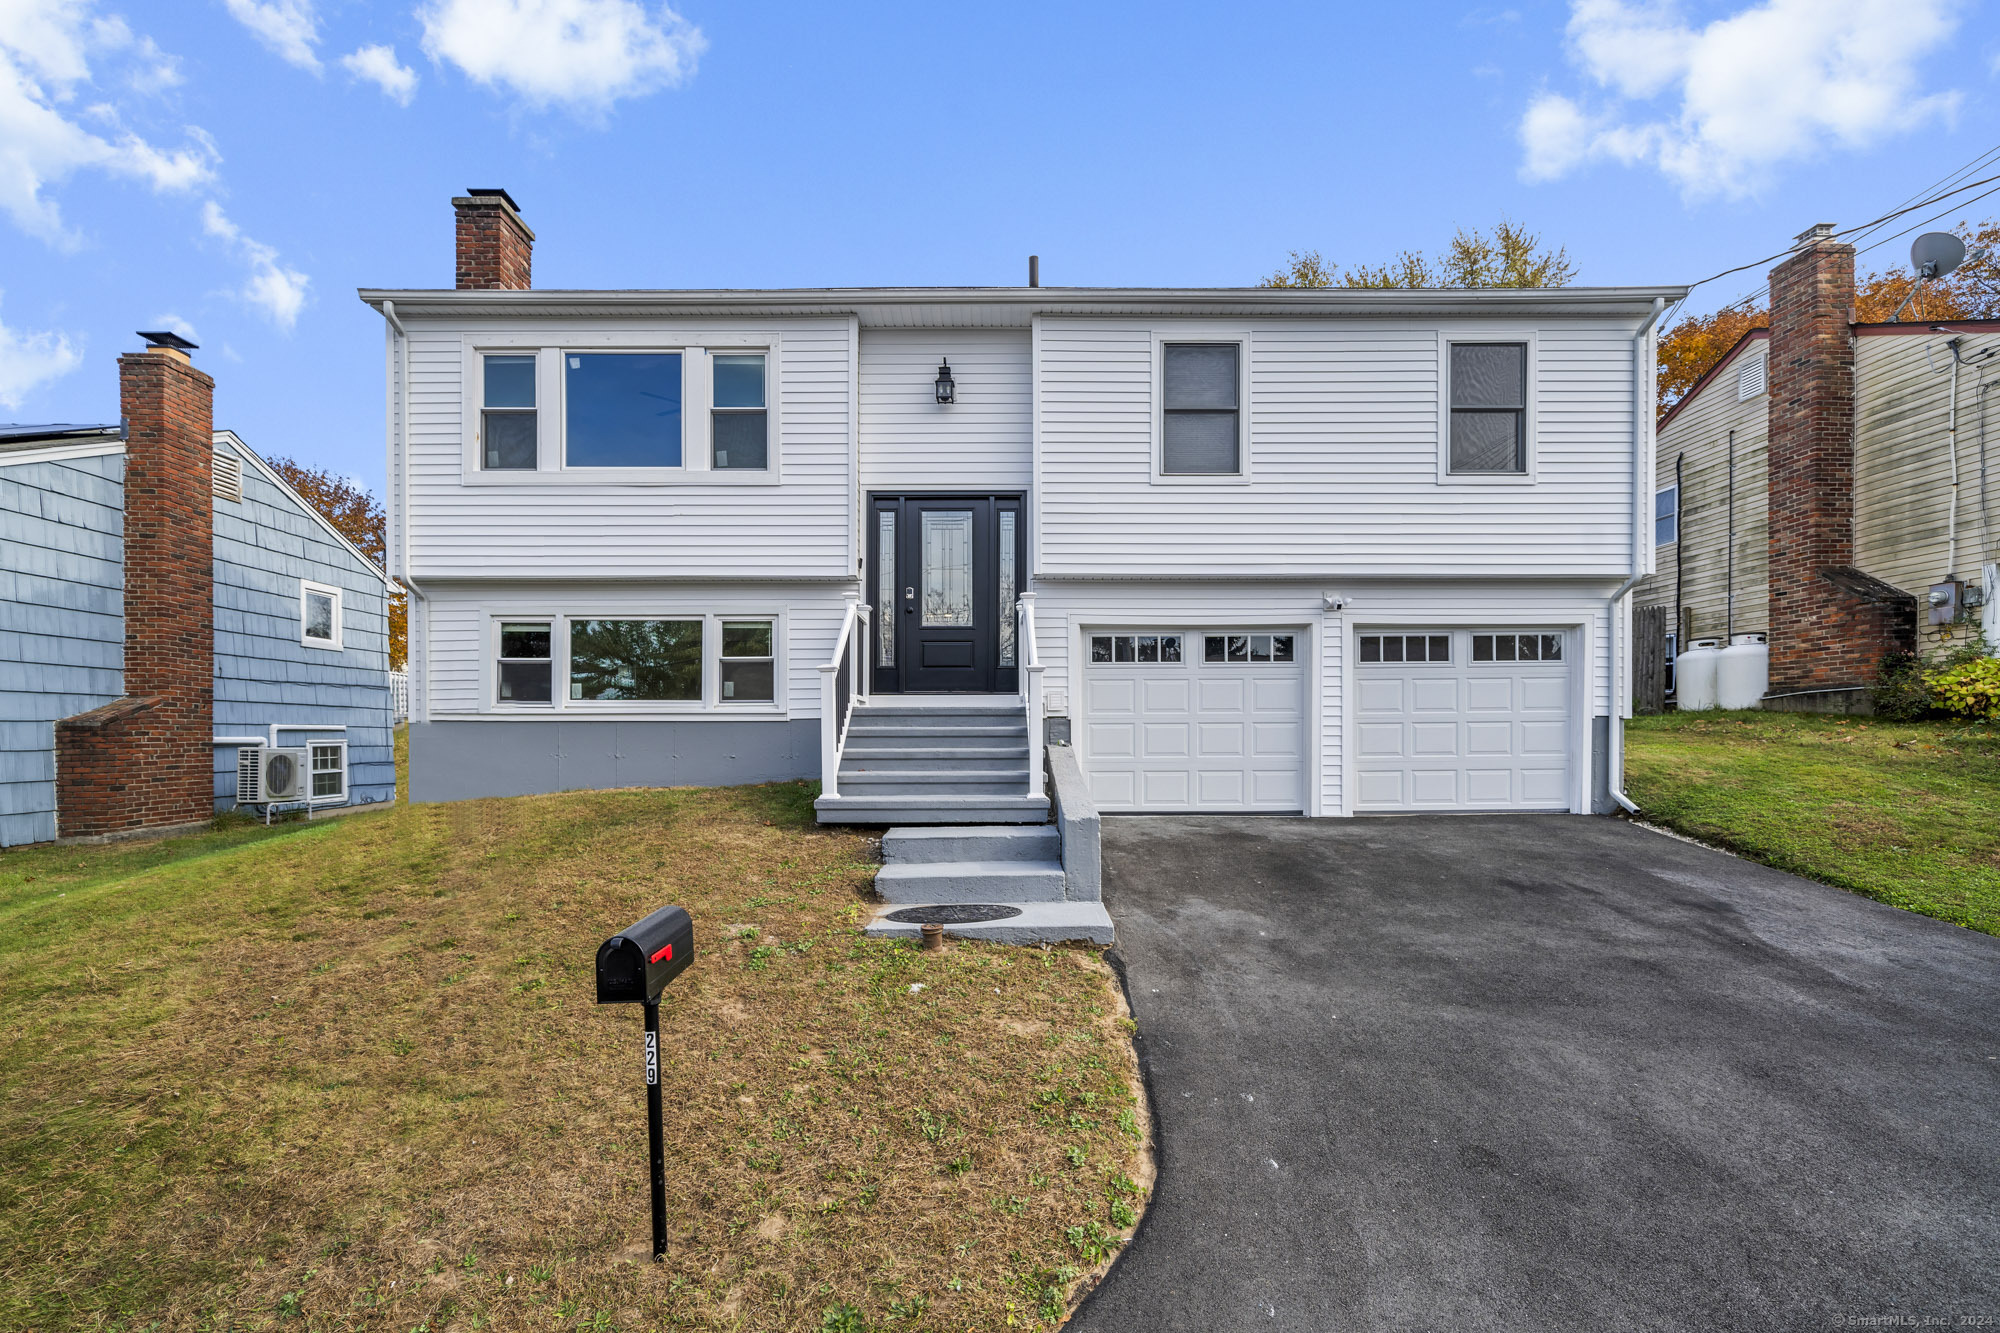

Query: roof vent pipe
[1028,255,1039,288]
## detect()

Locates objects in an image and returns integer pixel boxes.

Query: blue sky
[2,0,1997,497]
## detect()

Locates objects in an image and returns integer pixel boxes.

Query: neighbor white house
[363,189,1684,824]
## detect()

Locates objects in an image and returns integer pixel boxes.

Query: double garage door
[1081,624,1575,814]
[1083,629,1307,813]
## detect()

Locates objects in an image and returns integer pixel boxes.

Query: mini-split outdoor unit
[236,746,308,803]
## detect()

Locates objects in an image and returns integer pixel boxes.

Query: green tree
[1262,221,1576,290]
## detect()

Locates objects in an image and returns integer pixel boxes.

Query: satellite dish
[1911,232,1967,281]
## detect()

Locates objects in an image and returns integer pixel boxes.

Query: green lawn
[1625,712,2000,936]
[0,743,1149,1332]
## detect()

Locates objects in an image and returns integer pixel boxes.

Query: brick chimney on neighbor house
[55,336,216,839]
[454,188,533,290]
[1764,224,1916,695]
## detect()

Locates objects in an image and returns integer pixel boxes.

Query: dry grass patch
[0,763,1149,1330]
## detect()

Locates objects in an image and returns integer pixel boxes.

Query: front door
[869,494,1024,693]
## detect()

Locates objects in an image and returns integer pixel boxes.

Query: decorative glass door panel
[922,511,974,627]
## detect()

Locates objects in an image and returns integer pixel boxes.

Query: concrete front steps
[862,823,1113,946]
[814,697,1051,826]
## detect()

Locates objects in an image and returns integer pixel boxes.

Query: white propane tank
[1716,633,1770,710]
[1676,638,1723,710]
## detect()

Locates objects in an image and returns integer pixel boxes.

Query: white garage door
[1354,629,1572,812]
[1083,630,1307,813]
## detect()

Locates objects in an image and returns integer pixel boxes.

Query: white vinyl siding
[858,329,1032,491]
[403,319,850,579]
[1034,319,1639,579]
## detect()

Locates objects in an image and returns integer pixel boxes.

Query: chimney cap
[1793,222,1838,248]
[136,330,198,351]
[464,187,521,212]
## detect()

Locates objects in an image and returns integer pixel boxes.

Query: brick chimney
[454,188,533,290]
[1764,224,1915,693]
[55,336,216,838]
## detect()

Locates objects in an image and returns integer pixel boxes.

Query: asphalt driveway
[1073,816,2000,1332]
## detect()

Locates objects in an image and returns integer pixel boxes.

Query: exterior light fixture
[934,359,955,404]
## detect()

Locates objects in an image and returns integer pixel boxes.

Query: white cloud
[0,1,216,247]
[202,201,309,330]
[150,312,199,343]
[221,0,321,72]
[1520,0,1961,198]
[341,43,418,105]
[419,0,705,113]
[0,292,85,410]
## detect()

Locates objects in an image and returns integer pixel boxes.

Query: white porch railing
[818,591,870,798]
[1018,592,1045,800]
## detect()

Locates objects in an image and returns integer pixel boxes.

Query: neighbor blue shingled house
[1,420,395,846]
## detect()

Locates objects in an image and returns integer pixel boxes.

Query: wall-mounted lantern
[934,359,956,405]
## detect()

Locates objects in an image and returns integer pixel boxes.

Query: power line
[1672,170,2000,304]
[1846,141,2000,247]
[1853,180,2000,260]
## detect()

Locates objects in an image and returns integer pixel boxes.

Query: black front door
[869,494,1023,693]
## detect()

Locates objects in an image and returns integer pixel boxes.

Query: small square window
[1114,636,1135,663]
[1093,635,1115,664]
[1137,635,1160,663]
[1360,635,1382,664]
[1249,634,1272,663]
[1541,634,1563,661]
[1495,635,1517,662]
[301,582,341,649]
[1382,636,1405,663]
[1227,635,1249,663]
[1428,635,1449,662]
[1160,635,1183,663]
[1472,634,1493,662]
[1206,635,1227,663]
[1271,635,1294,663]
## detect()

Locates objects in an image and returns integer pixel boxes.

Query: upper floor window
[1655,485,1679,546]
[301,581,342,650]
[482,354,537,470]
[1448,342,1526,473]
[712,354,767,470]
[566,353,682,468]
[1162,343,1240,475]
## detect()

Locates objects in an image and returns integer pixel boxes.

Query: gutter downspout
[1725,429,1736,640]
[1611,296,1669,815]
[378,299,425,727]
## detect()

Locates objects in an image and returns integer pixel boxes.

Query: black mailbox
[596,904,695,1004]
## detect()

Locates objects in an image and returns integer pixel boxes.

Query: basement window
[310,742,347,801]
[719,621,776,702]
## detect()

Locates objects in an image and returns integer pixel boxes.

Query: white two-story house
[364,190,1682,825]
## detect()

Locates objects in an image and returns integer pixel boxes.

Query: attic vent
[213,450,244,502]
[1736,355,1767,401]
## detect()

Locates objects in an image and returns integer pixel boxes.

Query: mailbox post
[596,904,695,1261]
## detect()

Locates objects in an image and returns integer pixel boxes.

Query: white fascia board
[0,439,126,468]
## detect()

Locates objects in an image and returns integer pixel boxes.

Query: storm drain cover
[884,904,1023,925]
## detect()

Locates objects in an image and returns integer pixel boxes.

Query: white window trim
[484,610,788,716]
[308,740,348,804]
[461,334,782,487]
[301,580,343,650]
[1436,329,1539,485]
[1151,328,1254,486]
[1655,483,1679,546]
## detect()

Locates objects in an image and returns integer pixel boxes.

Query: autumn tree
[1655,217,1998,415]
[1263,221,1577,290]
[263,456,408,669]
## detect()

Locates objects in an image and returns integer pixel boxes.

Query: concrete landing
[862,901,1115,946]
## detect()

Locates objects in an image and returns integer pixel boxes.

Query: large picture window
[1449,342,1527,473]
[482,354,538,470]
[568,619,703,701]
[565,353,682,468]
[1162,342,1240,475]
